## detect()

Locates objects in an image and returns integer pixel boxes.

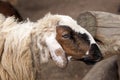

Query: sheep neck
[30,15,60,64]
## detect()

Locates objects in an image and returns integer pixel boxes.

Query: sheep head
[45,14,103,68]
[57,15,103,64]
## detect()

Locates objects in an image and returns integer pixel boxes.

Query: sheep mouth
[81,43,103,65]
[71,43,103,65]
[71,56,103,65]
[80,55,103,65]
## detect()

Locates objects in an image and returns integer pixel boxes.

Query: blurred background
[3,0,120,80]
[15,0,120,21]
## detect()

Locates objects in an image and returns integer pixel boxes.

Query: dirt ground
[13,0,120,80]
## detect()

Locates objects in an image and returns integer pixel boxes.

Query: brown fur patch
[56,26,90,59]
[55,48,64,56]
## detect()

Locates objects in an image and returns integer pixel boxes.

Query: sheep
[0,0,23,21]
[82,55,120,80]
[0,13,102,80]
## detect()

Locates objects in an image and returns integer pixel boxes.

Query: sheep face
[55,15,103,64]
[45,14,103,68]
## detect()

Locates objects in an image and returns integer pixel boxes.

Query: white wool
[0,13,61,80]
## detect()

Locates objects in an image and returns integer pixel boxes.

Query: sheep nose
[80,44,103,64]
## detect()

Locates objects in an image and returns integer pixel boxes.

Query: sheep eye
[62,34,71,39]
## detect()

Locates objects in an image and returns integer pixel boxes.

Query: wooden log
[77,11,120,56]
[77,11,120,43]
[82,55,119,80]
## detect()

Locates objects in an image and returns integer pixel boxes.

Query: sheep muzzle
[73,44,103,64]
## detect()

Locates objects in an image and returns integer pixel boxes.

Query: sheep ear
[45,34,68,68]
